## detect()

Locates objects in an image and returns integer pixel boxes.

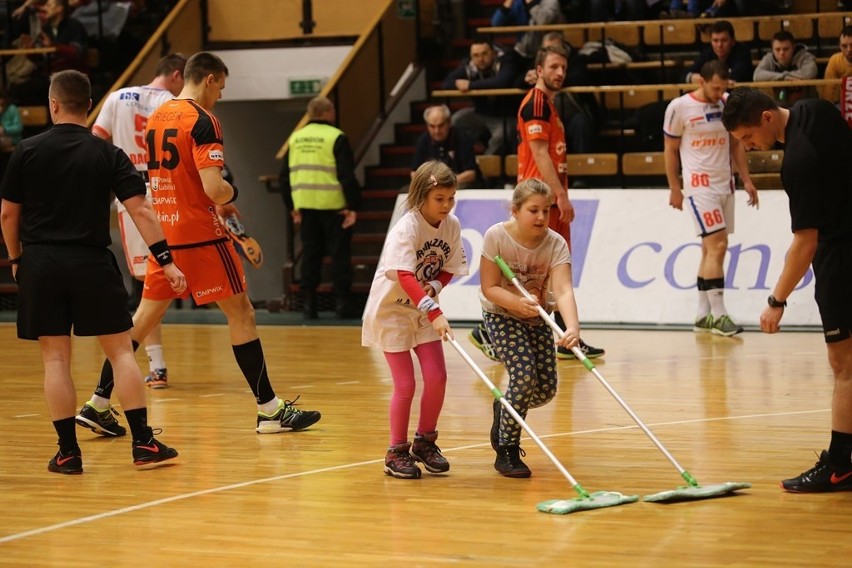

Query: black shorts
[812,238,852,343]
[16,244,133,340]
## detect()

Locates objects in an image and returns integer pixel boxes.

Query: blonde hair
[511,178,552,212]
[407,161,457,211]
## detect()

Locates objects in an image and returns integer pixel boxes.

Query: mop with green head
[494,256,751,503]
[448,337,638,514]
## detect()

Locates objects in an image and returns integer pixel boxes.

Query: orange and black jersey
[517,87,567,189]
[144,99,227,247]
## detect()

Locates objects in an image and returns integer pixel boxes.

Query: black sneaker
[469,324,499,362]
[75,402,127,437]
[256,397,322,433]
[494,445,531,478]
[384,442,421,479]
[557,339,605,360]
[781,450,852,493]
[410,431,450,473]
[132,430,179,466]
[490,400,500,451]
[48,447,83,475]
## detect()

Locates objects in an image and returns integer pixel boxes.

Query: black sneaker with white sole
[75,402,127,437]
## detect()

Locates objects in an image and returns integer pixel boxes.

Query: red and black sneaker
[410,431,450,473]
[132,430,179,467]
[781,450,852,493]
[48,447,83,475]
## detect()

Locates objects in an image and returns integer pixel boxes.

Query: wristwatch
[767,295,787,308]
[7,256,20,265]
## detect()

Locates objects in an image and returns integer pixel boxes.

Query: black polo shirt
[781,99,852,242]
[0,123,145,247]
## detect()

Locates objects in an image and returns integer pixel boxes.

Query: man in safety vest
[280,96,361,319]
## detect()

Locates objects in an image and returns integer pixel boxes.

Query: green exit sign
[289,78,324,97]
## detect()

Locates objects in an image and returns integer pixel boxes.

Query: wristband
[767,295,787,308]
[226,185,239,204]
[428,280,443,296]
[149,240,173,267]
[417,296,440,314]
[7,256,21,265]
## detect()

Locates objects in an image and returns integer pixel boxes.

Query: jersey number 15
[146,128,180,170]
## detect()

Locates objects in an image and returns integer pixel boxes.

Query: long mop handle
[447,337,592,499]
[494,256,699,487]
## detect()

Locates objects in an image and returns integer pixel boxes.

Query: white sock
[707,288,727,319]
[89,395,111,410]
[258,398,281,415]
[145,344,165,371]
[697,290,711,319]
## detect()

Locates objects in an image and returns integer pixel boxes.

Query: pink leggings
[384,340,447,446]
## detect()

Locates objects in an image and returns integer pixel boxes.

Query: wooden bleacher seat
[601,87,681,110]
[605,26,641,47]
[19,106,49,128]
[757,18,812,41]
[565,153,618,176]
[476,154,502,179]
[744,149,784,189]
[621,152,666,177]
[643,21,697,47]
[745,150,784,173]
[504,154,518,178]
[818,13,852,39]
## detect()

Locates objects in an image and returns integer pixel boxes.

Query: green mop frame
[448,336,639,514]
[494,256,751,502]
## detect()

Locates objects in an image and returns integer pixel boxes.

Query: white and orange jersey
[663,92,734,195]
[144,98,226,247]
[93,85,175,171]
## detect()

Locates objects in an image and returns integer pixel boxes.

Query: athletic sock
[704,278,727,319]
[89,395,111,410]
[829,430,852,469]
[52,417,79,453]
[145,344,165,372]
[696,277,711,318]
[94,340,140,399]
[233,338,275,404]
[258,398,280,415]
[124,407,150,442]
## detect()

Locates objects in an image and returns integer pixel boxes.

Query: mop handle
[447,338,590,498]
[493,256,696,485]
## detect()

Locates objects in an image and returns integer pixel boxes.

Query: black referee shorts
[16,244,133,340]
[813,238,852,344]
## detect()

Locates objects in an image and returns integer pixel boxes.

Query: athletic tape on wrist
[149,240,173,267]
[417,296,440,314]
[428,280,442,295]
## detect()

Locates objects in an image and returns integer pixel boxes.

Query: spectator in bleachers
[662,0,744,18]
[587,0,645,21]
[685,20,752,85]
[10,0,88,105]
[411,105,480,189]
[511,0,564,61]
[441,38,519,155]
[822,25,852,105]
[491,0,528,42]
[753,31,817,107]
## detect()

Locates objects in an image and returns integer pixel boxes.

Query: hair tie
[429,174,438,186]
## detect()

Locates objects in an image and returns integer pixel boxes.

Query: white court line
[199,393,225,398]
[291,385,314,389]
[13,414,39,419]
[0,406,829,545]
[335,381,360,385]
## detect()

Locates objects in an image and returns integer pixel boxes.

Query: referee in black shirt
[0,70,186,475]
[723,88,852,493]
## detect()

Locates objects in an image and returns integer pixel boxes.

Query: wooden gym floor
[0,323,850,566]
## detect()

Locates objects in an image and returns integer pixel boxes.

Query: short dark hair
[710,20,735,39]
[470,37,493,49]
[155,53,188,78]
[700,59,729,81]
[184,52,228,85]
[842,25,852,38]
[772,30,795,44]
[721,87,778,131]
[535,44,568,68]
[49,70,90,114]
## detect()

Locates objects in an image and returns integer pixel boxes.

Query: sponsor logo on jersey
[528,124,543,135]
[119,92,140,101]
[209,150,224,161]
[196,286,224,298]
